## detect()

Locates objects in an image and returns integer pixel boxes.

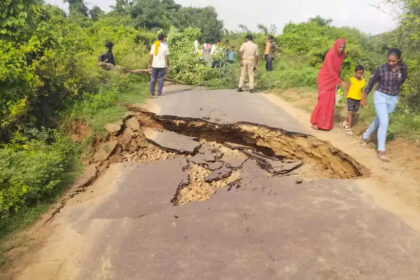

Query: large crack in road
[46,109,366,222]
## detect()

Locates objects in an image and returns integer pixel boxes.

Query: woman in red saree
[311,38,347,130]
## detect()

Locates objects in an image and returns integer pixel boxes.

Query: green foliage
[384,0,420,111]
[0,134,79,219]
[89,6,105,21]
[167,27,210,84]
[65,0,89,17]
[278,19,381,78]
[114,0,223,43]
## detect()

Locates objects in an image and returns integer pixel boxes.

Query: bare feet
[311,124,319,130]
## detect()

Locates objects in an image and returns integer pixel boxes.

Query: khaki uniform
[238,41,258,90]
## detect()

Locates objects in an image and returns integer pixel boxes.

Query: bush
[0,135,78,219]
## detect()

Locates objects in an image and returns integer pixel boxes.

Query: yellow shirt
[264,42,270,55]
[347,77,366,100]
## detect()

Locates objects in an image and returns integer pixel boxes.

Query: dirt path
[3,86,420,280]
[263,93,420,231]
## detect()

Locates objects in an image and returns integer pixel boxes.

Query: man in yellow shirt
[238,35,259,93]
[264,35,277,71]
[343,65,366,135]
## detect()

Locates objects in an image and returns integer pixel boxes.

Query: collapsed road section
[47,109,366,221]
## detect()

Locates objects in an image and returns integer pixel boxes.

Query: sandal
[311,124,319,130]
[377,152,390,162]
[342,121,349,129]
[346,128,353,135]
[360,136,368,147]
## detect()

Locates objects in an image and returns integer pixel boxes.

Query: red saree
[310,38,346,130]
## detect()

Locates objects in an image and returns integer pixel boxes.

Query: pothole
[46,109,367,222]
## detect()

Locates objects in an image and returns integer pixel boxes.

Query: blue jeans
[362,91,399,152]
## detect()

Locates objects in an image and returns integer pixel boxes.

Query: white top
[150,42,170,68]
[211,44,217,54]
[194,40,199,52]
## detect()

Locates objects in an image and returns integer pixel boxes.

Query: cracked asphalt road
[11,86,420,280]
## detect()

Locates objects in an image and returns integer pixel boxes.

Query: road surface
[10,86,420,280]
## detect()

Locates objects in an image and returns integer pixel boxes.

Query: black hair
[355,65,364,71]
[268,35,274,40]
[245,34,253,41]
[105,41,114,49]
[387,48,402,60]
[158,33,165,41]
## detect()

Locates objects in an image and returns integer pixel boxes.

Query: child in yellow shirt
[343,65,366,135]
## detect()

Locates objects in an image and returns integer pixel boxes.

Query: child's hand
[361,92,368,107]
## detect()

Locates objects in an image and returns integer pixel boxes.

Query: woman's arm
[361,67,380,106]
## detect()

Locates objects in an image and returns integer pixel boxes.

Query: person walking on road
[360,49,407,162]
[311,38,347,130]
[238,34,259,93]
[264,36,277,71]
[149,33,170,97]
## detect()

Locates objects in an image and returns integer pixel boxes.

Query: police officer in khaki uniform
[238,35,259,93]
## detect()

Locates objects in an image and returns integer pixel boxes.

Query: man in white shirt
[149,33,170,96]
[238,35,259,93]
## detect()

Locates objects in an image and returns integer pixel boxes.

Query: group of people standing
[147,34,406,162]
[310,38,407,162]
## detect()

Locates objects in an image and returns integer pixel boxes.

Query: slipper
[360,136,368,147]
[311,124,319,130]
[346,128,353,135]
[377,152,390,162]
[342,121,349,129]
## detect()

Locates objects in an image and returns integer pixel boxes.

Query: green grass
[68,75,150,137]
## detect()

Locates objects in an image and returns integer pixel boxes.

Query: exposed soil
[68,120,91,142]
[41,107,368,224]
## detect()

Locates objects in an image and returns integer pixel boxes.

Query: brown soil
[68,120,91,142]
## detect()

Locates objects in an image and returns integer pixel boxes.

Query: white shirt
[150,42,170,68]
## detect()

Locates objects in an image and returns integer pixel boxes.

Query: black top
[98,50,115,65]
[365,63,408,96]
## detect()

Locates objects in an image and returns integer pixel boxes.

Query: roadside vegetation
[0,0,419,269]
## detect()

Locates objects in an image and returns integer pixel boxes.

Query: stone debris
[126,117,141,132]
[105,121,123,135]
[223,157,248,170]
[199,144,216,162]
[207,161,224,171]
[143,127,201,154]
[243,150,303,175]
[204,165,233,183]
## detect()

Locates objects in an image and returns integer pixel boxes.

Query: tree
[257,24,269,35]
[238,24,251,33]
[129,0,169,29]
[112,0,133,14]
[309,16,332,26]
[64,0,89,17]
[0,0,42,41]
[89,6,104,21]
[171,6,223,43]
